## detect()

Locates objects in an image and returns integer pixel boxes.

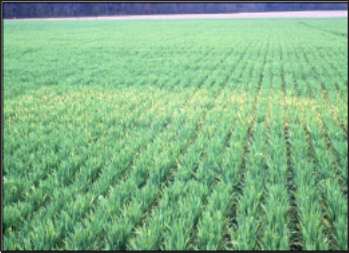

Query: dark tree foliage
[3,3,348,19]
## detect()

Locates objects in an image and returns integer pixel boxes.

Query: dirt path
[4,10,348,21]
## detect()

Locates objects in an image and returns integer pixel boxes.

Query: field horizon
[3,10,348,21]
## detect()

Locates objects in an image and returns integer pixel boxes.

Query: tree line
[3,3,348,19]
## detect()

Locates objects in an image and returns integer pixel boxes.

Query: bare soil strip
[4,11,348,21]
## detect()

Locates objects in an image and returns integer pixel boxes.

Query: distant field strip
[298,21,348,38]
[4,10,348,21]
[3,18,348,250]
